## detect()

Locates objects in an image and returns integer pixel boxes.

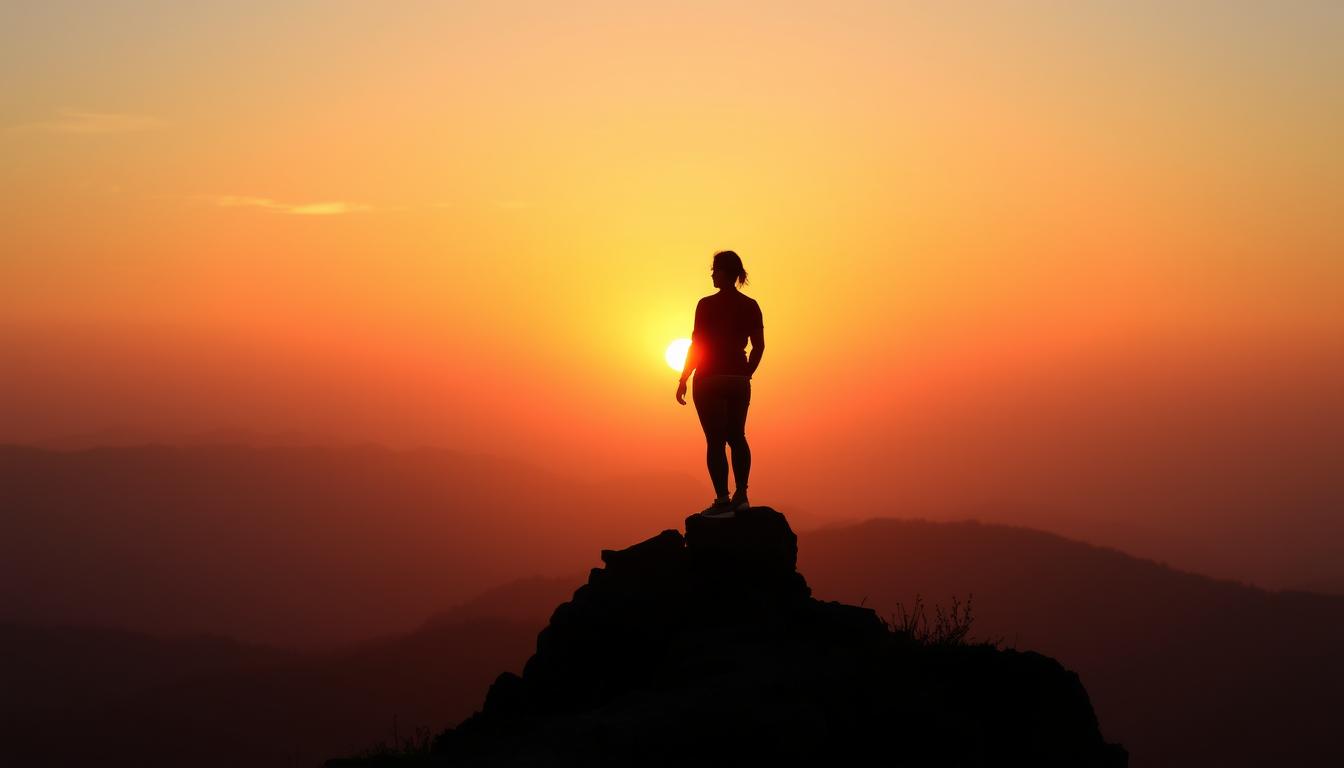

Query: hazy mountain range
[1,444,1340,765]
[0,444,703,646]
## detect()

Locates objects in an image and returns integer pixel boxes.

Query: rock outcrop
[428,507,1127,766]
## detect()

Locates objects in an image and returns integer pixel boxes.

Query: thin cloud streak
[18,110,167,135]
[212,196,372,216]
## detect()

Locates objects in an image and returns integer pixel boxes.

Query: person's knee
[726,434,748,449]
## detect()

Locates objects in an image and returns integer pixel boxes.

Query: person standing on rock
[675,250,765,518]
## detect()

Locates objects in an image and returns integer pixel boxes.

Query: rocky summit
[385,507,1126,765]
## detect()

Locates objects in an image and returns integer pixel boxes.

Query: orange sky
[3,3,1343,546]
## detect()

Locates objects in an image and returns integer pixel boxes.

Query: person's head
[710,250,748,290]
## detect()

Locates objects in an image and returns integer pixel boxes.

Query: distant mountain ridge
[0,444,701,646]
[29,426,346,451]
[801,518,1344,767]
[0,585,560,768]
[4,442,1337,652]
[0,622,293,715]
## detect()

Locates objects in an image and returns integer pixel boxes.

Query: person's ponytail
[713,250,748,287]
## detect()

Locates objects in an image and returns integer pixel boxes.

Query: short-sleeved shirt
[692,290,763,377]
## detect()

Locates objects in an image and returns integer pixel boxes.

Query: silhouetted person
[676,250,764,518]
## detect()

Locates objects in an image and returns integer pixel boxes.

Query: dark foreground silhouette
[333,507,1126,766]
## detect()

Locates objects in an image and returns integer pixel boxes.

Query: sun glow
[665,338,691,372]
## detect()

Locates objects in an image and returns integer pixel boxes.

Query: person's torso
[695,291,761,377]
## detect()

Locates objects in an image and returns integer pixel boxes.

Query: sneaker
[700,497,735,518]
[730,490,750,512]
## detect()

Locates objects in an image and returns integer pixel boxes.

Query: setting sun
[4,2,1343,765]
[665,338,691,372]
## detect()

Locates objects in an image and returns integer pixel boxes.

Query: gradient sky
[4,3,1342,558]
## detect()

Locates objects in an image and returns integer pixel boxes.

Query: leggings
[692,375,751,498]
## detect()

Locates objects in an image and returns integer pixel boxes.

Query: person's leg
[724,377,751,498]
[692,377,731,499]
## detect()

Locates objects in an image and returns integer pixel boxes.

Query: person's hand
[675,379,687,405]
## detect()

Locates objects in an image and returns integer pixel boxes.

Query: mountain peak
[341,507,1126,766]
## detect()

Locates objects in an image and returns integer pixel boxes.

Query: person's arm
[746,328,764,378]
[746,305,764,378]
[679,339,698,385]
[676,302,703,405]
[675,339,697,405]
